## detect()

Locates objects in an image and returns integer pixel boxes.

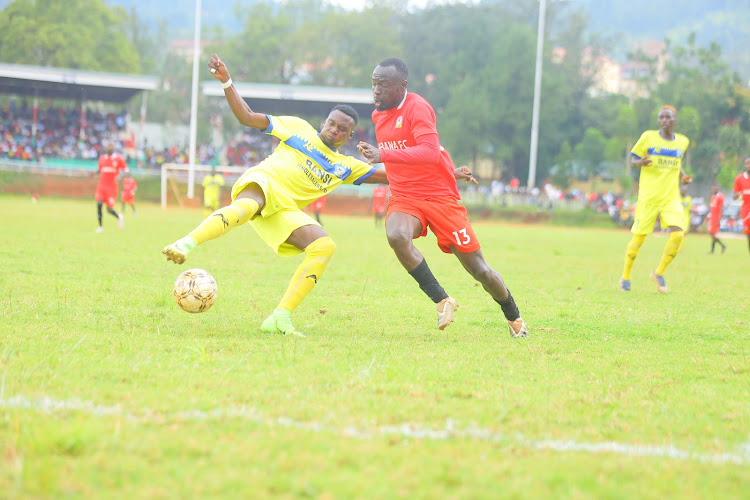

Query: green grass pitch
[1,195,748,499]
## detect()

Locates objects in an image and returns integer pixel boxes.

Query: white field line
[1,395,748,466]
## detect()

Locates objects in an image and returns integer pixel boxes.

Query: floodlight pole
[527,0,547,191]
[187,0,202,198]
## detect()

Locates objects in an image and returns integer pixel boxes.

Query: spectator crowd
[3,100,742,234]
[1,100,128,161]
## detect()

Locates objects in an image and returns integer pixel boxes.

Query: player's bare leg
[453,249,528,338]
[386,212,457,329]
[708,234,726,254]
[96,201,105,232]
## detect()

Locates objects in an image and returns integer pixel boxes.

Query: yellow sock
[678,233,686,253]
[278,236,336,312]
[622,234,646,280]
[655,231,683,275]
[188,198,259,245]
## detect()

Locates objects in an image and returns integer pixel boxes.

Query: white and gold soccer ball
[173,269,218,313]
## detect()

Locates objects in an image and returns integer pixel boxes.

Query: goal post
[160,163,247,210]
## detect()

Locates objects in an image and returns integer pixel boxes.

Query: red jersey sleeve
[115,154,128,172]
[380,133,440,165]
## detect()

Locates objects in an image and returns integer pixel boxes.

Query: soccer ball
[173,269,218,313]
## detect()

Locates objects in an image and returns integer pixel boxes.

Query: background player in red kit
[358,57,528,338]
[734,156,750,254]
[310,195,326,225]
[707,185,726,254]
[95,142,127,233]
[120,171,138,216]
[371,184,389,227]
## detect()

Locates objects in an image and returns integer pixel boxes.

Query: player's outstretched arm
[361,168,389,184]
[208,54,269,130]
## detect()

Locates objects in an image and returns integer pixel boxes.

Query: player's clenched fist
[208,54,230,83]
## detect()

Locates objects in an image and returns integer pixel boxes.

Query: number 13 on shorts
[452,228,471,245]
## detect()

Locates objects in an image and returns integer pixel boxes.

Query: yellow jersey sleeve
[630,131,651,159]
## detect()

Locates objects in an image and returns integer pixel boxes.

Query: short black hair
[331,104,359,126]
[378,57,409,80]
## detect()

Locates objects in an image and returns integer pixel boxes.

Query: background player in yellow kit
[201,167,225,217]
[619,105,692,293]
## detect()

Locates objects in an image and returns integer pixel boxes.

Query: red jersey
[372,185,389,202]
[372,92,458,200]
[98,153,127,186]
[734,172,750,209]
[310,195,326,211]
[372,184,389,213]
[709,192,725,219]
[122,177,138,196]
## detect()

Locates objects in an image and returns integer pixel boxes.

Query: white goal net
[160,163,247,210]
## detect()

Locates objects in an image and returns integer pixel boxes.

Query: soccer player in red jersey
[734,156,750,254]
[357,57,528,337]
[371,184,389,227]
[121,171,138,216]
[310,195,326,225]
[95,142,127,233]
[707,185,726,254]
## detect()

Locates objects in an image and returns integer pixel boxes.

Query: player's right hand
[208,54,230,83]
[357,142,381,164]
[455,166,478,184]
[637,155,652,167]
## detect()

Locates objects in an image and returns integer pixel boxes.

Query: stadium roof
[202,82,375,120]
[0,63,159,102]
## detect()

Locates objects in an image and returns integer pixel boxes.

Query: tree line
[1,0,748,189]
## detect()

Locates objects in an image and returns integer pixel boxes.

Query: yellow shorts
[204,196,220,210]
[631,198,685,235]
[231,170,320,256]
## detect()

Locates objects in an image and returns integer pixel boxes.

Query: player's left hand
[681,173,693,184]
[454,166,478,184]
[357,142,381,164]
[208,54,230,84]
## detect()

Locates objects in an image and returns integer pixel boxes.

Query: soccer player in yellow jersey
[201,167,225,217]
[161,54,392,336]
[619,105,692,293]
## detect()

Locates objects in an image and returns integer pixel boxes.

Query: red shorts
[708,220,720,235]
[95,184,118,208]
[387,195,481,254]
[373,199,386,214]
[742,206,750,235]
[121,192,135,204]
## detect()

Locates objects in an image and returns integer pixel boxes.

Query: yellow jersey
[631,130,689,206]
[202,173,225,200]
[252,115,376,208]
[681,194,692,217]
